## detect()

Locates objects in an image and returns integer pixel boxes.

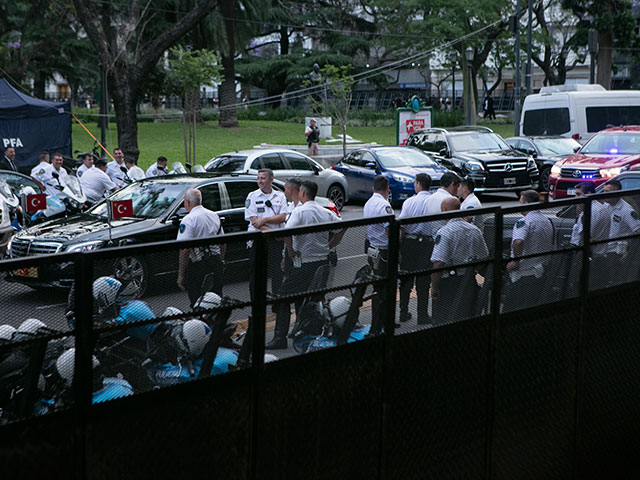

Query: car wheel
[539,167,551,192]
[113,256,148,298]
[327,184,346,211]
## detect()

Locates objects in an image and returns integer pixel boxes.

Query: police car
[4,173,340,294]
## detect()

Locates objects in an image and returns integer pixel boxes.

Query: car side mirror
[528,149,537,158]
[52,172,59,179]
[170,206,187,226]
[365,162,377,170]
[573,146,581,153]
[185,162,192,173]
[120,166,128,174]
[439,148,449,158]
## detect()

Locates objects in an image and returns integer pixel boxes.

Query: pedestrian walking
[305,118,320,157]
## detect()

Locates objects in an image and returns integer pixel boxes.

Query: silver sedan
[204,149,349,210]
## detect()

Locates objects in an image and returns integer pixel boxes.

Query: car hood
[17,214,159,244]
[386,165,448,178]
[455,149,528,164]
[557,153,640,169]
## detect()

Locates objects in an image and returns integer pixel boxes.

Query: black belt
[404,234,433,242]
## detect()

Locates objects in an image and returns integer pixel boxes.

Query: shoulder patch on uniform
[39,168,45,175]
[245,198,250,208]
[516,219,525,228]
[632,210,639,220]
[466,205,475,209]
[434,234,441,245]
[179,224,186,234]
[385,206,393,214]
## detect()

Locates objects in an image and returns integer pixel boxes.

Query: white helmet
[93,276,122,311]
[178,320,211,357]
[194,292,222,310]
[163,306,183,317]
[18,318,48,335]
[328,297,351,329]
[264,353,278,363]
[0,324,16,342]
[55,348,100,387]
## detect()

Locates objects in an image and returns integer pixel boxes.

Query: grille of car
[560,167,600,179]
[485,161,528,173]
[10,238,62,257]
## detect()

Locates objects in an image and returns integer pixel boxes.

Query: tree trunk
[111,79,140,161]
[280,26,289,55]
[219,0,238,128]
[596,32,613,89]
[184,86,203,124]
[33,71,46,99]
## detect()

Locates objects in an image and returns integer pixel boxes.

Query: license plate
[567,188,576,196]
[504,177,516,185]
[13,267,38,278]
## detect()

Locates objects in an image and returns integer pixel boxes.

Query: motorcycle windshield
[0,179,18,208]
[171,162,187,174]
[65,175,84,199]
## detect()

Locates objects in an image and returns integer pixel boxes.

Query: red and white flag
[111,199,133,219]
[25,194,46,212]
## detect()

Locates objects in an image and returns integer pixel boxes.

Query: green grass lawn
[72,119,515,170]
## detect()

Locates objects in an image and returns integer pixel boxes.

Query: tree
[561,0,637,88]
[72,0,219,160]
[305,64,355,158]
[168,46,221,165]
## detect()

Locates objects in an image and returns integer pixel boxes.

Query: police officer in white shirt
[267,181,342,349]
[280,177,303,276]
[125,158,146,181]
[398,173,432,325]
[106,147,127,188]
[40,153,68,196]
[503,190,554,312]
[430,197,489,326]
[459,178,482,210]
[602,179,640,283]
[79,159,116,204]
[363,175,395,333]
[176,188,225,307]
[145,156,169,178]
[569,182,611,290]
[76,153,94,177]
[30,152,50,180]
[245,168,288,298]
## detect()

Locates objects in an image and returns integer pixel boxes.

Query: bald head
[441,197,460,212]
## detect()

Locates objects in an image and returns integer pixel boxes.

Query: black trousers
[248,240,284,299]
[399,237,432,323]
[432,271,478,327]
[370,249,388,334]
[273,260,327,340]
[186,255,223,307]
[502,272,547,313]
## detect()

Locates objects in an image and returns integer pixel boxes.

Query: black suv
[407,126,539,194]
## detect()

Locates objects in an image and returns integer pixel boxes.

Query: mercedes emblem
[504,163,513,172]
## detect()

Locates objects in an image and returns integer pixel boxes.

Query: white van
[519,84,640,143]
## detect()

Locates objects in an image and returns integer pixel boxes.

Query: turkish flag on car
[26,194,46,212]
[111,199,134,219]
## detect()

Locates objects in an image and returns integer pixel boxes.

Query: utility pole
[526,0,533,96]
[513,0,521,136]
[99,66,108,158]
[464,47,476,125]
[588,29,598,84]
[451,51,456,109]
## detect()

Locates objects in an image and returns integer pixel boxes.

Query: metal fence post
[380,218,400,480]
[572,196,591,476]
[485,208,503,479]
[73,253,94,479]
[249,235,267,480]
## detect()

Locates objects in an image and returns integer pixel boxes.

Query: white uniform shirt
[607,199,640,253]
[431,219,489,266]
[177,205,224,257]
[79,167,115,202]
[570,200,611,256]
[40,164,68,196]
[285,201,302,223]
[285,200,341,263]
[30,163,49,182]
[146,163,168,178]
[77,164,90,177]
[461,192,482,210]
[128,165,145,181]
[244,188,287,233]
[424,188,455,235]
[106,160,127,188]
[363,192,393,248]
[398,190,431,236]
[511,210,554,274]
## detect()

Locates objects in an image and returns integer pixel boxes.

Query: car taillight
[572,133,579,141]
[327,202,340,218]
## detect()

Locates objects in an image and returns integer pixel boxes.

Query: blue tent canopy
[0,78,72,172]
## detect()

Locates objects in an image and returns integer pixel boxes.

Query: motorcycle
[22,173,87,226]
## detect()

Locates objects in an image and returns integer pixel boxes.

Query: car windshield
[90,181,187,219]
[449,132,510,152]
[0,172,42,194]
[207,155,247,172]
[376,148,438,168]
[580,132,640,155]
[534,138,581,156]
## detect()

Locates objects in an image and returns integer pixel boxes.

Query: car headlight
[467,161,484,172]
[65,241,104,253]
[551,164,562,176]
[599,165,629,178]
[391,174,413,184]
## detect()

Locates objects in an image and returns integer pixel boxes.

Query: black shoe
[417,315,432,326]
[399,311,412,323]
[394,322,402,328]
[265,337,288,350]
